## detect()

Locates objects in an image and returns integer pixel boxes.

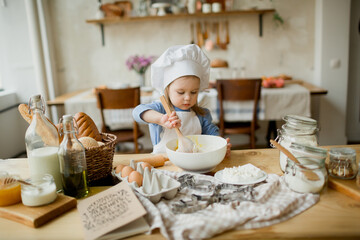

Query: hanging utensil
[196,22,204,48]
[203,21,208,40]
[216,22,221,46]
[160,96,197,153]
[225,20,230,44]
[190,23,195,44]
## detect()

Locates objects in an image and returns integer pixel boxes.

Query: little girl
[132,44,231,156]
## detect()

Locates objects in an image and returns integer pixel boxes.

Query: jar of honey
[0,171,21,206]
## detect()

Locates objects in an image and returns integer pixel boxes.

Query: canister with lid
[275,115,319,172]
[328,147,358,179]
[284,156,328,194]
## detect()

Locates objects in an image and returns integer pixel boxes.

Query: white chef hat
[151,44,210,92]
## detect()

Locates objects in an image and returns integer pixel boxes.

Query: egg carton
[112,160,180,203]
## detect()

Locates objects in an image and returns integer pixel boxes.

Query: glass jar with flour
[275,115,319,172]
[284,156,328,194]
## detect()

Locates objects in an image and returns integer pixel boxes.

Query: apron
[153,110,201,153]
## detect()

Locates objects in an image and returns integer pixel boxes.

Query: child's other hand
[161,111,181,129]
[225,138,232,158]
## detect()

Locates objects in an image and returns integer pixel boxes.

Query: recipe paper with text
[77,181,147,240]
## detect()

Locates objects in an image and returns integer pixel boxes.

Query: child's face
[168,76,200,110]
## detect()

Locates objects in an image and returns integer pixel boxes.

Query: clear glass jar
[25,94,62,191]
[58,115,89,199]
[276,115,319,172]
[288,142,327,164]
[21,174,57,207]
[328,148,358,179]
[284,157,328,194]
[0,171,21,206]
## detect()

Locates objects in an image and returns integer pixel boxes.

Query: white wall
[48,0,316,94]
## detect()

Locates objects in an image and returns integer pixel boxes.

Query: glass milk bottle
[25,94,62,191]
[58,115,89,199]
[275,115,319,172]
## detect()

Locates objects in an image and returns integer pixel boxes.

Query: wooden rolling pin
[134,155,169,168]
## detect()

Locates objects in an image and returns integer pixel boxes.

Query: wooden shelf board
[86,9,275,24]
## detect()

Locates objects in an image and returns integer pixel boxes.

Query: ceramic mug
[212,2,222,13]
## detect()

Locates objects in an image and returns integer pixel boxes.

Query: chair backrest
[216,78,262,123]
[95,87,141,110]
[95,87,141,132]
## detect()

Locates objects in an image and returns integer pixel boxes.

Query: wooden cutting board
[0,194,77,228]
[328,176,360,201]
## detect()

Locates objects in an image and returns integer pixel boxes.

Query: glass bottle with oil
[58,115,89,198]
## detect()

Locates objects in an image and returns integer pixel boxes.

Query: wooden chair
[95,87,144,153]
[216,79,262,149]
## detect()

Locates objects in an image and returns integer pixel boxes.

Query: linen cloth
[64,83,310,130]
[201,84,311,123]
[136,170,319,240]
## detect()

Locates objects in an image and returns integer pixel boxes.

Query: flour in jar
[221,164,265,183]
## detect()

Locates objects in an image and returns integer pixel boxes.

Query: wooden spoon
[4,177,34,186]
[160,95,196,153]
[270,140,320,181]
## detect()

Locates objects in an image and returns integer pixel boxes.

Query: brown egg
[115,164,125,174]
[128,171,143,187]
[121,166,134,178]
[141,162,153,171]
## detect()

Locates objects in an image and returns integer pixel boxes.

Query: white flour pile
[221,164,265,183]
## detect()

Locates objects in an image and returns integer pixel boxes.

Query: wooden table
[1,145,359,240]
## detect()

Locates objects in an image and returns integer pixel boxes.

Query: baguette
[18,103,61,145]
[74,112,102,141]
[18,104,32,124]
[134,155,169,168]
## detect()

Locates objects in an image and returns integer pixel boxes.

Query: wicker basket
[85,133,116,182]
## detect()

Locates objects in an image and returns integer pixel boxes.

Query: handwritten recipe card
[78,182,149,240]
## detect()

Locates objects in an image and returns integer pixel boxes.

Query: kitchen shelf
[86,9,276,46]
[86,9,275,24]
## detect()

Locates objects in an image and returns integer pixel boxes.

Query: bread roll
[210,58,228,68]
[74,112,102,141]
[79,137,99,148]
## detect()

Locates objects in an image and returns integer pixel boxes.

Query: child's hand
[225,138,232,158]
[161,111,181,129]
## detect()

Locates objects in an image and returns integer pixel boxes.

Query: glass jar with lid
[275,115,319,172]
[328,147,358,179]
[284,156,328,194]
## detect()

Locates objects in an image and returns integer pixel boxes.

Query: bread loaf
[210,58,228,68]
[18,104,32,124]
[74,112,102,141]
[18,103,61,145]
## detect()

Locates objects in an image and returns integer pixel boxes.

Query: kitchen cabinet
[86,9,275,46]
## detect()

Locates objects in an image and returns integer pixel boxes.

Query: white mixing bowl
[165,135,227,173]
